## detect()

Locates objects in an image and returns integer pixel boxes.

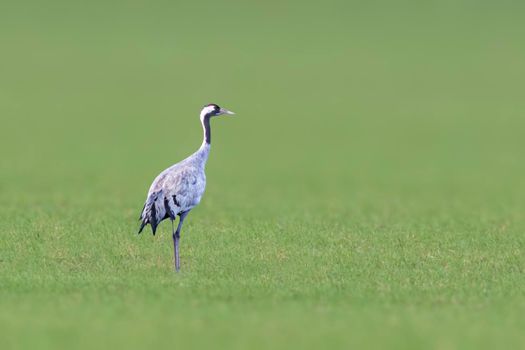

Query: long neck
[201,113,211,145]
[196,112,212,163]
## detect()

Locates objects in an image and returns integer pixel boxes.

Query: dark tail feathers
[138,191,164,235]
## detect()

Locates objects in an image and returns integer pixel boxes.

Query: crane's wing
[138,165,200,235]
[139,187,185,235]
[138,189,161,235]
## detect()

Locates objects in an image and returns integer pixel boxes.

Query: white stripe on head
[200,105,218,121]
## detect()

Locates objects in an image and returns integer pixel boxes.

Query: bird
[138,103,235,272]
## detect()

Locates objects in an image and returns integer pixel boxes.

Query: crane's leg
[172,211,190,272]
[171,219,178,272]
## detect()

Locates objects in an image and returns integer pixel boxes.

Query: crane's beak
[219,108,235,116]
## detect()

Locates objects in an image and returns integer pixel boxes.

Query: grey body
[138,104,234,271]
[138,143,209,233]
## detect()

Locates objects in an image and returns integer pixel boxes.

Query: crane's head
[200,103,235,120]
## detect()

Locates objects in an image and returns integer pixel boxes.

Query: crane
[138,103,235,272]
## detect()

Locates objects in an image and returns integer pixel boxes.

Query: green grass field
[1,1,525,349]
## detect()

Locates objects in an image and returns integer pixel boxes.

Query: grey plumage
[138,144,209,235]
[137,103,235,271]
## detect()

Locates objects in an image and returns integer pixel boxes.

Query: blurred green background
[1,1,525,349]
